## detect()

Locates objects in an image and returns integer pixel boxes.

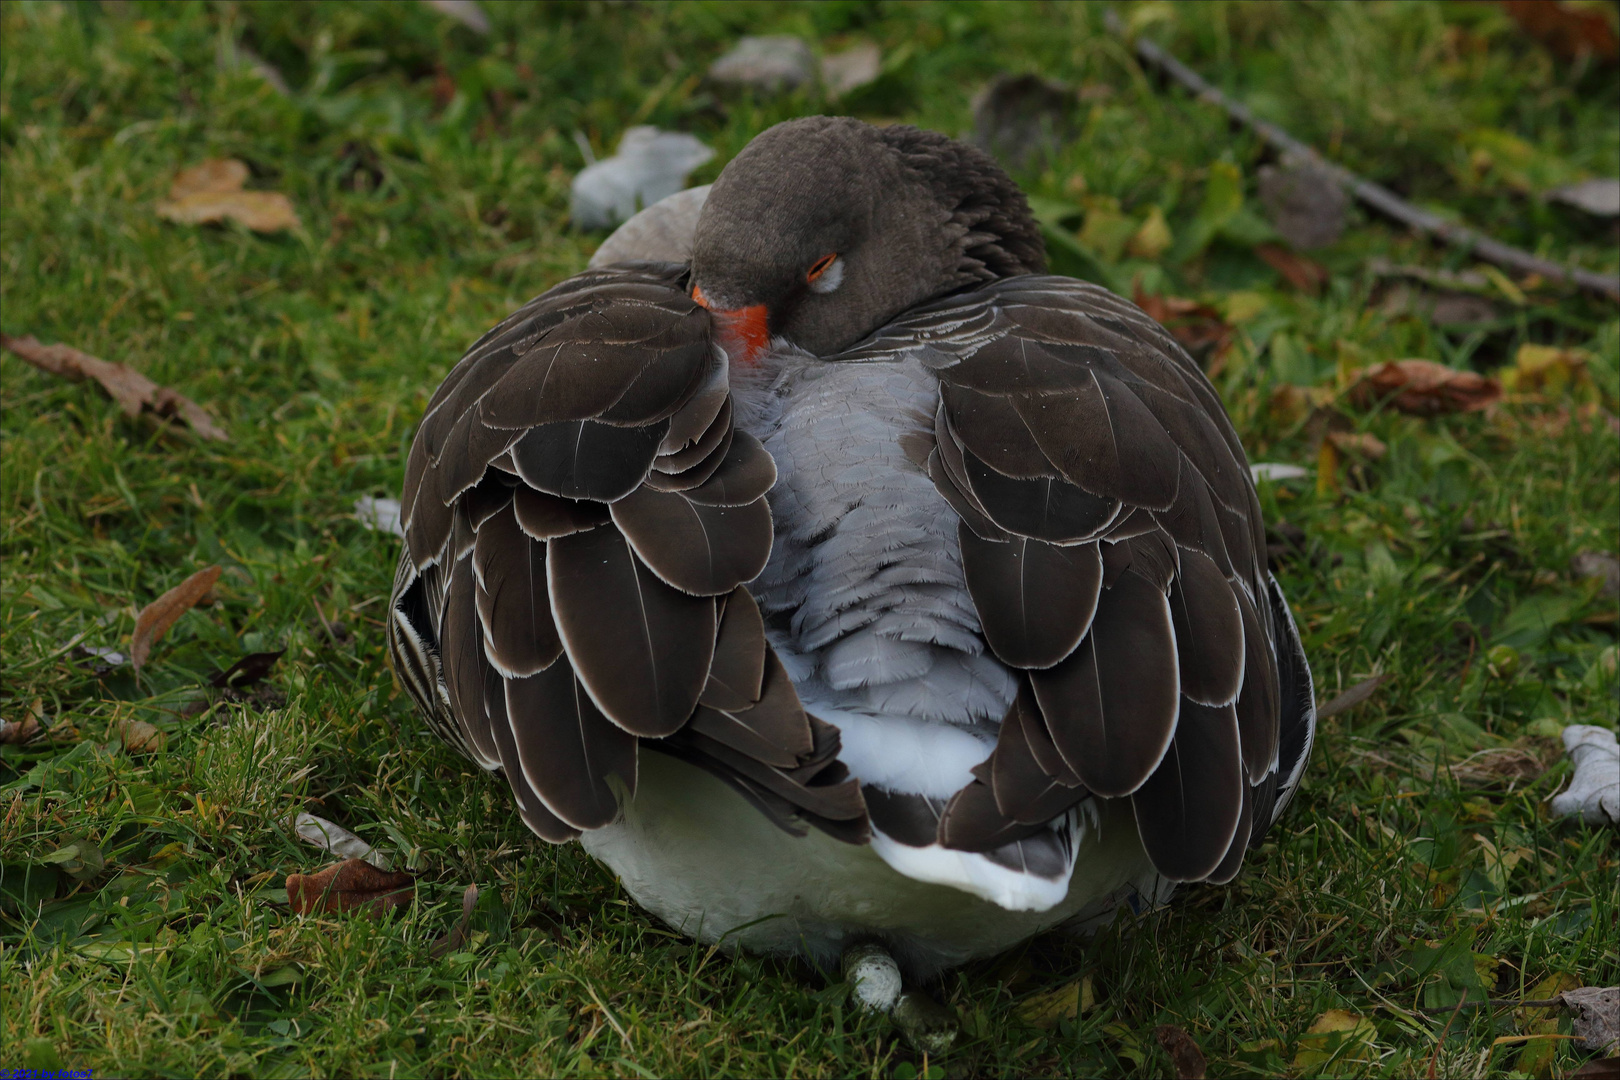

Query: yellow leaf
[1220,290,1269,325]
[1501,344,1592,398]
[1516,972,1579,1078]
[1126,206,1173,260]
[1078,205,1138,265]
[1291,1010,1379,1077]
[1016,976,1094,1028]
[1317,439,1340,497]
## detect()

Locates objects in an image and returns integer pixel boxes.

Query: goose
[388,115,1316,1033]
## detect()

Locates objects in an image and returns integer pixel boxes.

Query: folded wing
[854,276,1303,883]
[387,264,866,844]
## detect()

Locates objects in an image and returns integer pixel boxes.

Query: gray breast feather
[747,356,1016,727]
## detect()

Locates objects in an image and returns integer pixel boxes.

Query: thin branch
[1104,10,1620,302]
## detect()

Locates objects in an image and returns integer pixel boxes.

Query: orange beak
[692,284,769,367]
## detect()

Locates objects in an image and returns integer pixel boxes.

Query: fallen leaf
[1267,382,1335,427]
[570,127,714,230]
[1,334,228,441]
[1501,344,1595,399]
[1570,1058,1620,1080]
[156,158,300,234]
[288,812,389,869]
[971,73,1077,170]
[1126,205,1174,259]
[422,0,490,34]
[1326,430,1388,460]
[1550,726,1620,825]
[1016,976,1094,1028]
[820,41,881,99]
[1549,178,1620,217]
[1565,988,1620,1054]
[1317,438,1340,497]
[131,565,223,673]
[0,713,41,745]
[430,883,480,959]
[1451,746,1543,788]
[118,717,166,755]
[158,191,301,233]
[1520,973,1582,1077]
[1291,1010,1379,1077]
[209,650,284,690]
[708,35,816,94]
[1346,360,1502,417]
[1154,1024,1207,1079]
[169,159,249,201]
[1499,0,1619,63]
[286,858,414,917]
[1257,154,1348,250]
[1572,552,1620,600]
[41,838,105,882]
[1317,674,1391,720]
[74,644,127,674]
[1255,242,1329,294]
[1133,289,1233,363]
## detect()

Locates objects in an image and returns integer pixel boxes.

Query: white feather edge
[802,698,1084,912]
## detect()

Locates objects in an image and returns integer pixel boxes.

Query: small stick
[1426,990,1469,1080]
[1104,10,1620,302]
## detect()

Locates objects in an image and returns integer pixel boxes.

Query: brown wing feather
[917,275,1295,885]
[388,264,868,849]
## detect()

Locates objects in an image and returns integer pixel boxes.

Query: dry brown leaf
[287,858,415,916]
[1452,746,1544,788]
[1,334,228,441]
[1154,1024,1208,1080]
[169,159,250,201]
[159,191,301,233]
[156,158,301,234]
[1326,430,1388,460]
[118,717,166,754]
[1133,289,1233,366]
[1499,0,1619,63]
[0,715,41,744]
[1346,360,1502,417]
[1569,1058,1620,1080]
[1255,242,1329,294]
[131,565,223,672]
[1566,987,1620,1054]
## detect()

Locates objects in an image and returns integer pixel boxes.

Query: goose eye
[806,253,843,294]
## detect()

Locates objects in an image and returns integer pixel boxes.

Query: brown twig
[1427,990,1469,1080]
[1104,10,1620,302]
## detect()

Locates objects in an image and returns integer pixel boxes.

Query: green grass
[2,2,1616,1077]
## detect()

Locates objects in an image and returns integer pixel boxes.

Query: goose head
[689,116,1046,363]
